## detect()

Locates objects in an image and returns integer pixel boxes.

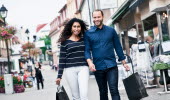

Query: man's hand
[121,60,130,71]
[87,59,96,72]
[56,78,61,85]
[123,64,130,71]
[89,63,96,72]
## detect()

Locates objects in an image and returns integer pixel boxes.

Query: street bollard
[4,74,14,94]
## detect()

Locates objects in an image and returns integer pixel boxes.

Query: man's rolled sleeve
[84,32,92,60]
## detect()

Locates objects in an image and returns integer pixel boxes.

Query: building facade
[111,0,170,55]
[49,0,83,65]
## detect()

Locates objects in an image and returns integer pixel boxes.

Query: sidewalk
[89,76,170,100]
[0,65,170,100]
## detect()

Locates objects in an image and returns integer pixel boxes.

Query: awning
[112,6,129,23]
[152,4,170,12]
[111,0,131,23]
[129,0,146,11]
[112,0,146,23]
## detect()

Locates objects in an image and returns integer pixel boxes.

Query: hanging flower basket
[30,48,41,56]
[0,26,16,40]
[22,42,35,50]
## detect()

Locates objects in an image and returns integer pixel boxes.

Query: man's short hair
[93,9,104,16]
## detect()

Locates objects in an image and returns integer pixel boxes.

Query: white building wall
[81,0,92,27]
[15,28,29,44]
[36,24,50,40]
[51,32,60,65]
[165,0,170,5]
[11,55,20,73]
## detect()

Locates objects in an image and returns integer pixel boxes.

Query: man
[84,9,130,100]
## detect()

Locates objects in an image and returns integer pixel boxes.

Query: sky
[0,0,66,34]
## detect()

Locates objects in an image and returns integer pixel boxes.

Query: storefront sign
[35,40,45,48]
[99,0,117,9]
[162,41,170,53]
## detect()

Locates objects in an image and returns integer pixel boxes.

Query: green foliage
[0,76,4,88]
[39,35,51,60]
[163,35,169,41]
[0,76,23,88]
[13,76,23,85]
[148,30,153,37]
[39,35,51,45]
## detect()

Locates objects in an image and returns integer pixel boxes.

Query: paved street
[0,65,170,100]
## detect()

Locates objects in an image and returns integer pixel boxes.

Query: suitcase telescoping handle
[124,54,134,74]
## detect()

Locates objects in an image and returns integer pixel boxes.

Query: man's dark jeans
[94,67,120,100]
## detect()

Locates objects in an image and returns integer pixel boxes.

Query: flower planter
[0,87,5,93]
[14,85,25,93]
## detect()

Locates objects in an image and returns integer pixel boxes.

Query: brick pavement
[0,65,170,100]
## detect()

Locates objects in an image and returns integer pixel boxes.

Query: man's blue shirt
[84,25,125,70]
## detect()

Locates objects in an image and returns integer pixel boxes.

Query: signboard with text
[35,40,45,48]
[162,41,170,53]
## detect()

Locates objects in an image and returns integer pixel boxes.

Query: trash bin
[4,74,14,94]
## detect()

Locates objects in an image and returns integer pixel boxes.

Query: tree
[39,35,51,60]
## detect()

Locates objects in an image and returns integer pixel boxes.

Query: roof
[36,24,47,33]
[59,4,67,13]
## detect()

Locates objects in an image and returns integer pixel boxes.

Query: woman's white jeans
[65,66,89,100]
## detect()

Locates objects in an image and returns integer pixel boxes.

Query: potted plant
[0,76,5,93]
[0,75,25,93]
[13,76,25,93]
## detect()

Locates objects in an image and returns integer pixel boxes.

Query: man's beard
[94,20,103,27]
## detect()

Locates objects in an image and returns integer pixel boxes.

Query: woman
[35,62,44,90]
[56,18,89,100]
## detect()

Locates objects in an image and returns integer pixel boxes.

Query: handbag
[56,85,69,100]
[123,55,148,100]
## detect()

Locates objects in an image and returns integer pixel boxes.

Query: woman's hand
[56,78,61,85]
[89,63,96,72]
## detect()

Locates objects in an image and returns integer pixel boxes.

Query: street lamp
[25,28,33,76]
[25,28,30,41]
[0,5,8,26]
[0,5,11,73]
[33,35,36,42]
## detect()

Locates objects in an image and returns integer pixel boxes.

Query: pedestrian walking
[84,9,130,100]
[56,18,89,100]
[35,62,44,90]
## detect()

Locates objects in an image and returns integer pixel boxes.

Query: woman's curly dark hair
[58,18,88,43]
